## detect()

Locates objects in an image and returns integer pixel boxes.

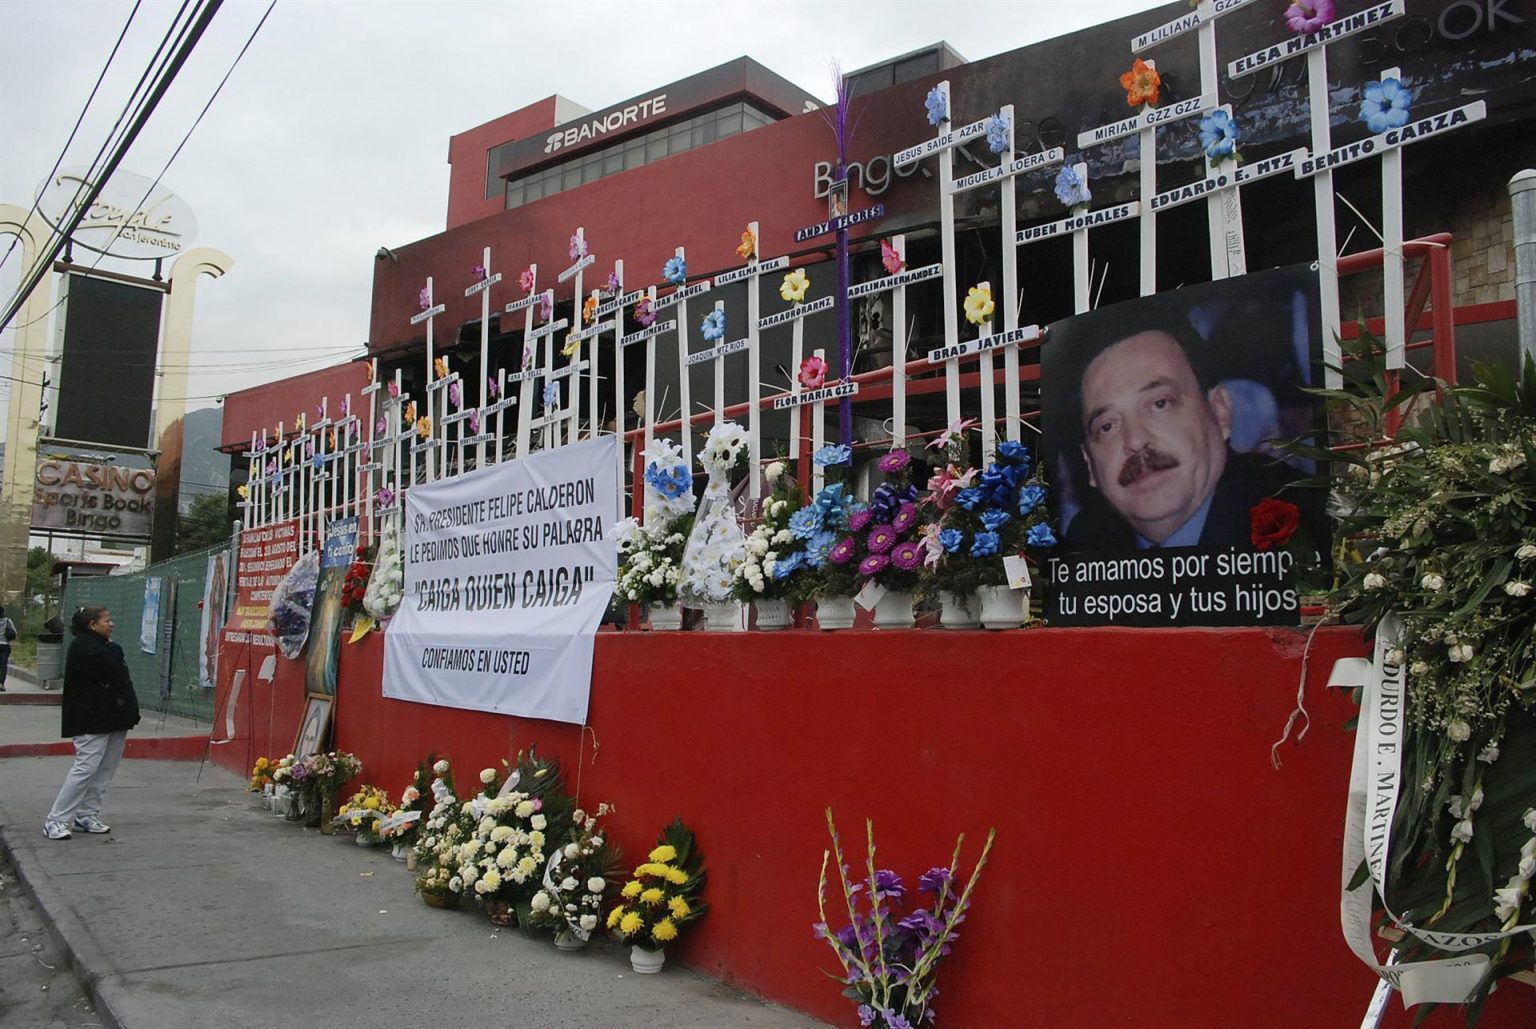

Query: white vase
[977,584,1027,629]
[872,590,914,629]
[939,592,980,629]
[354,833,374,848]
[649,604,683,631]
[392,842,408,862]
[703,600,744,632]
[554,930,588,952]
[753,597,792,630]
[815,596,856,630]
[630,945,666,973]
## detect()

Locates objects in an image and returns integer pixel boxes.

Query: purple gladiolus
[920,867,953,895]
[873,869,905,900]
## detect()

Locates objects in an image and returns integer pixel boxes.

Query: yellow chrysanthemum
[667,895,691,919]
[653,918,678,942]
[363,796,380,810]
[963,285,995,326]
[255,757,270,769]
[607,905,625,929]
[640,887,665,906]
[779,268,809,304]
[433,357,449,380]
[561,335,581,359]
[621,881,642,899]
[648,844,677,863]
[416,416,433,440]
[664,866,689,886]
[619,911,644,936]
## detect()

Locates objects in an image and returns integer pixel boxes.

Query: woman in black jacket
[43,606,141,840]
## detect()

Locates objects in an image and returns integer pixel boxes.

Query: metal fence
[61,541,230,724]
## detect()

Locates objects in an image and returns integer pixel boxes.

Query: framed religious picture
[827,176,849,220]
[293,692,333,758]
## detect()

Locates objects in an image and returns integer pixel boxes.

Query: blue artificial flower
[979,462,1023,506]
[773,551,805,580]
[995,439,1031,470]
[645,461,692,500]
[970,531,1000,558]
[1027,523,1058,548]
[804,530,838,568]
[1361,77,1412,134]
[663,255,687,285]
[869,482,916,523]
[700,309,725,342]
[924,86,948,127]
[938,528,964,554]
[1053,164,1091,209]
[1198,109,1239,161]
[980,508,1011,532]
[985,112,1010,154]
[542,382,559,408]
[955,487,986,511]
[1018,484,1046,515]
[814,483,851,526]
[812,443,852,467]
[788,506,823,539]
[312,451,325,471]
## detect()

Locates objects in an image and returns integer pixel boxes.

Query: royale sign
[36,166,197,261]
[31,457,155,539]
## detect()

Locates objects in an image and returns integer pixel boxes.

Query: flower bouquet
[248,756,274,797]
[339,544,373,622]
[334,784,395,845]
[380,757,434,859]
[362,518,404,621]
[679,422,751,621]
[815,810,996,1028]
[414,757,469,907]
[607,818,708,971]
[732,460,812,616]
[267,549,320,659]
[295,751,362,831]
[457,751,573,927]
[617,438,695,621]
[270,754,303,819]
[918,439,1057,627]
[527,803,620,949]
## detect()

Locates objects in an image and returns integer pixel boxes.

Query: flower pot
[872,590,915,629]
[405,850,418,871]
[391,842,409,862]
[649,603,683,631]
[555,929,587,952]
[977,585,1027,629]
[354,833,376,847]
[421,891,460,910]
[702,601,744,632]
[630,945,666,973]
[752,597,792,630]
[316,791,337,834]
[939,591,979,629]
[815,596,856,630]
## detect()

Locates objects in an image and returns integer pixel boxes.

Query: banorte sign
[35,166,197,261]
[31,458,156,540]
[542,94,667,154]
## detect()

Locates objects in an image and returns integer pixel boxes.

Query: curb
[0,827,125,1029]
[0,736,208,761]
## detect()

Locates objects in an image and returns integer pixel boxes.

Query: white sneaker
[43,821,72,840]
[72,816,110,834]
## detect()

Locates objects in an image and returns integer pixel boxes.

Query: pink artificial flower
[519,267,535,292]
[418,286,431,311]
[1284,0,1334,34]
[473,263,486,280]
[918,524,945,568]
[606,271,620,295]
[926,417,980,450]
[798,355,828,389]
[927,464,979,509]
[538,291,553,322]
[339,396,350,416]
[569,234,587,260]
[487,377,500,401]
[375,416,386,436]
[387,381,400,398]
[634,297,657,327]
[880,239,904,276]
[467,410,481,434]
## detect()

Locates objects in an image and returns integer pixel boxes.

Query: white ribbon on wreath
[541,848,589,942]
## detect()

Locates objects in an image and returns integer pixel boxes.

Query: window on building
[502,102,780,210]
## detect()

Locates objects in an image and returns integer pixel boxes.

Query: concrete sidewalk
[0,757,822,1029]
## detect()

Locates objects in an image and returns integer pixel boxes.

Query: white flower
[433,759,450,775]
[579,914,598,931]
[1384,648,1404,666]
[1410,661,1430,676]
[1448,643,1475,663]
[586,876,606,894]
[531,892,552,912]
[1420,572,1445,591]
[1518,543,1536,560]
[590,836,603,848]
[572,808,586,824]
[531,814,547,830]
[528,830,545,849]
[564,843,581,860]
[448,876,463,892]
[561,876,580,892]
[1447,719,1472,741]
[1363,573,1388,590]
[1523,808,1536,832]
[565,903,578,913]
[515,800,535,818]
[1495,878,1529,921]
[480,768,497,784]
[496,849,516,869]
[1506,581,1532,597]
[1522,854,1536,880]
[764,461,786,482]
[1451,818,1474,844]
[1478,742,1501,764]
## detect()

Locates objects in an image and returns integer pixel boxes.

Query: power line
[0,0,144,278]
[0,0,224,333]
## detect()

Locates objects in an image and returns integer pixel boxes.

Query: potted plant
[617,438,696,629]
[679,422,751,631]
[526,803,620,950]
[732,460,810,628]
[855,448,926,628]
[333,784,395,846]
[607,818,708,972]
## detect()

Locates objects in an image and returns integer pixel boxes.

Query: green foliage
[175,493,233,554]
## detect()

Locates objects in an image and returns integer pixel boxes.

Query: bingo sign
[383,436,617,725]
[229,519,300,644]
[31,457,155,540]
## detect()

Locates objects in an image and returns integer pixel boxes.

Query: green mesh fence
[61,542,233,724]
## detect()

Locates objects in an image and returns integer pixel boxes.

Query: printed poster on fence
[227,518,299,646]
[1039,265,1328,627]
[140,576,161,654]
[198,550,229,688]
[305,517,358,698]
[383,436,617,724]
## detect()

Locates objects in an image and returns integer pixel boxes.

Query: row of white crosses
[238,391,364,549]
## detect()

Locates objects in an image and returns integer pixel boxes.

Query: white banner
[383,436,618,725]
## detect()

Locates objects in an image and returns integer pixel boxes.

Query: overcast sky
[0,0,1165,427]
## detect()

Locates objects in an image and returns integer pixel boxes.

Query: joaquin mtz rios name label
[772,381,858,410]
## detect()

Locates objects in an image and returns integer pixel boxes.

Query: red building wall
[445,96,563,230]
[212,625,1536,1027]
[220,360,371,451]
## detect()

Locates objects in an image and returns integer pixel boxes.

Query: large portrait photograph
[1040,264,1329,627]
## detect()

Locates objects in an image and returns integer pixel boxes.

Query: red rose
[1250,497,1300,551]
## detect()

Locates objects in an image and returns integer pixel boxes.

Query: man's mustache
[1118,448,1180,488]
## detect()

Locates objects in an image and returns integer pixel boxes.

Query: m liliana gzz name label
[772,381,858,410]
[1132,0,1258,52]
